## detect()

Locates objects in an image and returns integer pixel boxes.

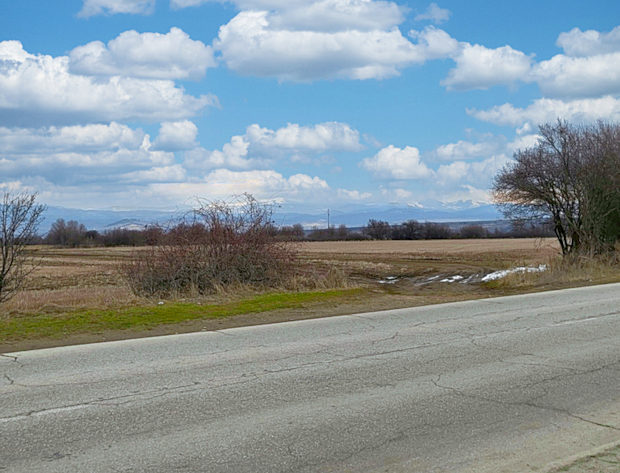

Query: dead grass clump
[1,286,139,316]
[485,251,619,289]
[540,251,619,284]
[284,266,351,291]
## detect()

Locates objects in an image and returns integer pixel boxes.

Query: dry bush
[122,195,299,297]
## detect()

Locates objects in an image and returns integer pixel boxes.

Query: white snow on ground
[440,275,464,283]
[481,264,548,282]
[378,276,399,284]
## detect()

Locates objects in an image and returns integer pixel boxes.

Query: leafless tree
[46,218,87,247]
[493,120,619,255]
[364,219,391,240]
[0,192,46,303]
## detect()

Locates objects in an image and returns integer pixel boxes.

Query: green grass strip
[0,288,363,342]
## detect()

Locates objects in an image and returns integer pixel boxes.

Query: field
[1,238,619,352]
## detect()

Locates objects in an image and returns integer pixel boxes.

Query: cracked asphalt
[1,283,619,472]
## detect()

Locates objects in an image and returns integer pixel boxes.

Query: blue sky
[1,0,619,212]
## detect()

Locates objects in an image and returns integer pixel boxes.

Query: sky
[1,0,619,212]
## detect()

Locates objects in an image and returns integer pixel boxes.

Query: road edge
[542,439,620,472]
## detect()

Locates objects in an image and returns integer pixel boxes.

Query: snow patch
[440,275,464,283]
[378,276,399,284]
[481,264,548,282]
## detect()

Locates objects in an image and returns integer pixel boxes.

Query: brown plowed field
[300,238,558,254]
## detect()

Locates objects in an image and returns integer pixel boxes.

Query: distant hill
[274,201,502,229]
[40,207,180,233]
[38,201,503,234]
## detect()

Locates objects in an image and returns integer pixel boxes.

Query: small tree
[392,220,423,240]
[494,120,620,255]
[364,219,391,240]
[0,192,46,303]
[421,222,453,239]
[46,218,87,247]
[460,224,488,239]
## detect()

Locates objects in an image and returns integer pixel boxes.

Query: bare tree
[493,120,620,255]
[578,122,620,252]
[46,218,88,247]
[0,192,46,303]
[364,219,391,240]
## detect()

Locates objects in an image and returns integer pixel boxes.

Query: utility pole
[327,209,330,229]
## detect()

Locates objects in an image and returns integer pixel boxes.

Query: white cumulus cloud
[186,122,362,170]
[78,0,156,17]
[337,188,372,200]
[69,28,215,80]
[361,145,432,179]
[185,136,255,170]
[150,169,329,202]
[259,0,406,33]
[246,122,363,152]
[434,138,502,161]
[531,52,620,98]
[557,25,620,57]
[414,3,451,24]
[215,10,421,81]
[0,122,180,187]
[153,121,199,151]
[442,43,533,90]
[508,134,540,153]
[0,41,215,126]
[121,165,187,183]
[173,0,405,32]
[0,122,145,154]
[436,154,510,185]
[211,0,428,81]
[469,96,620,127]
[408,26,460,60]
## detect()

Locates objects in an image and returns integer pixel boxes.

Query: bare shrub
[122,195,298,297]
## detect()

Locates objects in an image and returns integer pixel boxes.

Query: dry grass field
[1,238,618,351]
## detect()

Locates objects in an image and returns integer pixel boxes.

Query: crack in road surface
[431,373,620,432]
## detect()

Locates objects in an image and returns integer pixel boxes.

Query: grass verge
[1,288,363,343]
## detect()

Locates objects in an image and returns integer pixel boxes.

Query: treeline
[43,219,162,247]
[40,217,552,248]
[294,219,553,241]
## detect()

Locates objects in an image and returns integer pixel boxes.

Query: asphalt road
[1,283,619,472]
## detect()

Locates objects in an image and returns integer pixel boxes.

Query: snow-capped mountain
[38,201,502,234]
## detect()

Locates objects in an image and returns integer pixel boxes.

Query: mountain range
[39,201,503,234]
